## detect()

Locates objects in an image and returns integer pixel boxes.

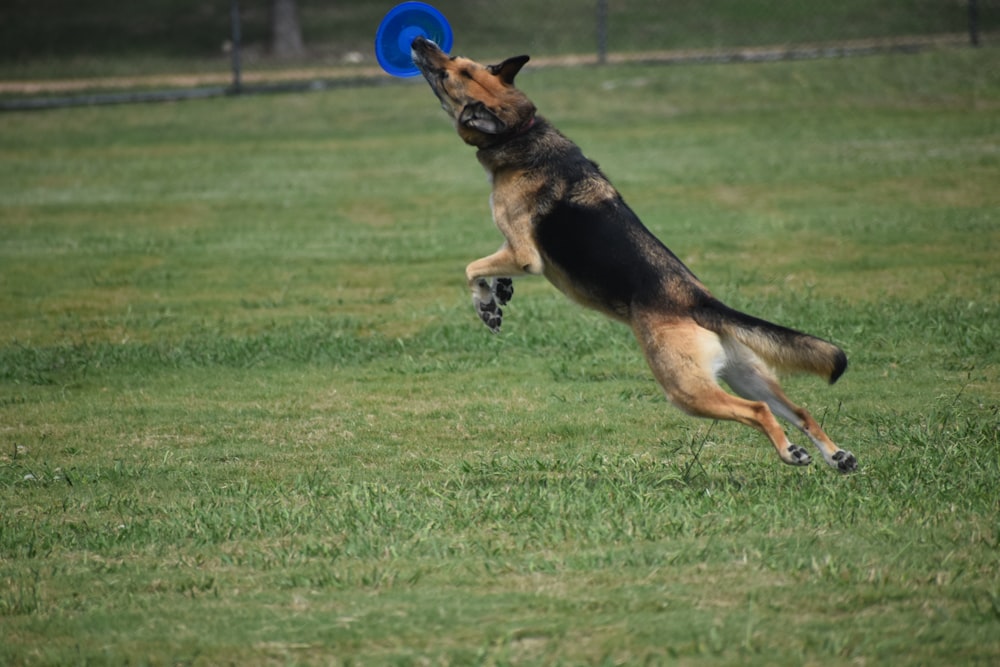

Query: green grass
[2,49,999,665]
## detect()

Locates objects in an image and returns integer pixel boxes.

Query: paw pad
[477,298,503,333]
[786,444,812,466]
[832,450,858,473]
[494,277,514,305]
[472,278,513,332]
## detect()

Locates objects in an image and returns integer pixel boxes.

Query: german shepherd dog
[411,37,857,473]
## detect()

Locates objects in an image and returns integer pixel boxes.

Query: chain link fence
[1,1,996,108]
[437,0,993,62]
[3,1,996,63]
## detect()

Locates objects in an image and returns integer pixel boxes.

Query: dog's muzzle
[411,36,444,75]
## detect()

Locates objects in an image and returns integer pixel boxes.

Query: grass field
[2,47,999,665]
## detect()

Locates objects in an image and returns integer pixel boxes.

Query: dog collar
[494,116,536,146]
[479,115,537,150]
[513,116,536,136]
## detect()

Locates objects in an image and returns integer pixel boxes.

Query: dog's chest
[487,171,542,242]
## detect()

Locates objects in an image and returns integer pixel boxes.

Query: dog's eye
[437,70,449,81]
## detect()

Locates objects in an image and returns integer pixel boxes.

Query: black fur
[535,199,703,315]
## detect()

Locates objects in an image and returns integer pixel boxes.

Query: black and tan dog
[411,37,857,473]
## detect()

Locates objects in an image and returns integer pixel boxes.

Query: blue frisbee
[375,2,453,77]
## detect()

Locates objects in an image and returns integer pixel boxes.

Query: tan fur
[412,37,857,473]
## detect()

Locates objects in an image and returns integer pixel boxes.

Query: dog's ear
[459,101,508,135]
[487,55,530,85]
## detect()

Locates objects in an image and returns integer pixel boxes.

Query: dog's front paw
[494,277,514,305]
[477,298,503,333]
[472,279,503,333]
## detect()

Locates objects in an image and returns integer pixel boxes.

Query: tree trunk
[271,0,305,58]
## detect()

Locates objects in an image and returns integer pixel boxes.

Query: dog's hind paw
[783,444,812,466]
[830,449,858,474]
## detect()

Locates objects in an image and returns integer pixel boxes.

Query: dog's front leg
[469,276,510,333]
[465,243,542,332]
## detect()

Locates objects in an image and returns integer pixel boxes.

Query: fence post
[596,0,608,64]
[968,0,980,46]
[230,0,244,93]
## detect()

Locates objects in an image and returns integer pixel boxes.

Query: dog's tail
[693,299,847,384]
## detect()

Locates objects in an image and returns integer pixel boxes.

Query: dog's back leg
[718,342,858,473]
[632,315,812,467]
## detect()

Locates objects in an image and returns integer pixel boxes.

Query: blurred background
[1,0,996,86]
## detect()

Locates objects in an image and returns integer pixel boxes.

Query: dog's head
[411,36,536,149]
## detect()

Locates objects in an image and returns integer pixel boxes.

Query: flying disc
[375,2,453,77]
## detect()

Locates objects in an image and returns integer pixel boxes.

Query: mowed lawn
[1,49,998,665]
